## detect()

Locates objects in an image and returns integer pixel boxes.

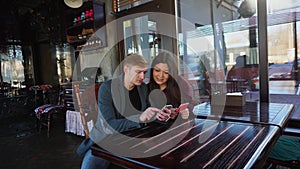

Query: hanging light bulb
[238,0,257,18]
[64,0,83,8]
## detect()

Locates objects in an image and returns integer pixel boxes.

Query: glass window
[178,0,300,99]
[178,0,259,102]
[266,0,300,94]
[268,23,294,81]
[122,15,158,62]
[185,27,215,72]
[296,21,300,68]
[224,30,250,70]
[56,44,73,83]
[1,45,25,87]
[268,0,300,14]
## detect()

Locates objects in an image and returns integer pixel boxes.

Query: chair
[265,136,300,169]
[266,158,300,169]
[35,83,73,137]
[73,82,101,139]
[226,64,259,91]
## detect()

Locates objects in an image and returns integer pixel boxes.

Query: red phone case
[175,102,189,114]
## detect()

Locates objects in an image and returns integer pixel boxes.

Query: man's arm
[98,82,141,132]
[93,81,168,138]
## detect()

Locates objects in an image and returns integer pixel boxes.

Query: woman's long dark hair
[148,52,181,107]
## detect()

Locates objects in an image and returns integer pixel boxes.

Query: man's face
[124,65,148,86]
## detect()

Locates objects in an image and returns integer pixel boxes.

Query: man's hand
[139,107,160,122]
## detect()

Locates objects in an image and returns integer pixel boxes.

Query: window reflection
[122,15,158,62]
[268,23,294,80]
[178,0,300,97]
[1,45,25,87]
[297,21,300,69]
[56,44,73,83]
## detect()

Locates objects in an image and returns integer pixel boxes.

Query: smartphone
[175,102,189,114]
[161,104,172,111]
[165,103,189,122]
[161,105,172,122]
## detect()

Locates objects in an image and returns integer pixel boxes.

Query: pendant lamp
[64,0,83,8]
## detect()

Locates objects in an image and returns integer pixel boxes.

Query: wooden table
[193,102,294,129]
[90,101,293,168]
[91,119,282,168]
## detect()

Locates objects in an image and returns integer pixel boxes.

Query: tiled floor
[0,110,84,169]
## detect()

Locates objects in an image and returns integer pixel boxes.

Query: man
[78,53,169,169]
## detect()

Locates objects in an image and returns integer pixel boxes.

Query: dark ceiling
[0,0,69,46]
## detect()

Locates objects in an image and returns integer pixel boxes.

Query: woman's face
[152,63,169,89]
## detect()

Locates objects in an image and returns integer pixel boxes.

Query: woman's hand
[169,108,177,119]
[156,108,171,121]
[180,108,189,119]
[169,108,189,120]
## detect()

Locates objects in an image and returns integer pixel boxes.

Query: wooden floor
[0,107,83,169]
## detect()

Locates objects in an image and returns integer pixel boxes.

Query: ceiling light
[64,0,83,8]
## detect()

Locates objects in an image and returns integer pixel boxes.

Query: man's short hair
[123,53,148,68]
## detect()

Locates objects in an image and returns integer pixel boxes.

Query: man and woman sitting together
[78,52,194,169]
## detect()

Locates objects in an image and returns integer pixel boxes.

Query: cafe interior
[1,0,300,168]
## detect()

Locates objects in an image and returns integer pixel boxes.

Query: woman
[148,52,194,120]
